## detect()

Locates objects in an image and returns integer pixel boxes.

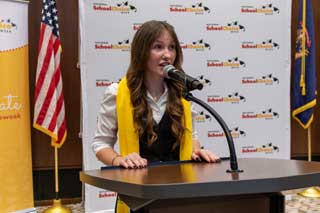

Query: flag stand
[44,147,72,213]
[298,127,320,198]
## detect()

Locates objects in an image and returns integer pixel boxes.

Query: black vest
[139,112,179,162]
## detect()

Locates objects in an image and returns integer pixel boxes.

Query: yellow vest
[115,77,193,212]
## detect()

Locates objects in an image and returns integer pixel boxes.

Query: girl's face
[145,29,177,79]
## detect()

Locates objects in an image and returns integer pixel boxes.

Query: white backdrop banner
[79,0,291,212]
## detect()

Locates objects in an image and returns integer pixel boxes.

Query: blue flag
[292,0,316,129]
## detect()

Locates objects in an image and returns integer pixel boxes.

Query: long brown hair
[126,20,185,147]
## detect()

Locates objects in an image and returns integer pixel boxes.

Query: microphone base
[226,169,244,173]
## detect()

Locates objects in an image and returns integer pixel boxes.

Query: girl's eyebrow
[152,40,176,46]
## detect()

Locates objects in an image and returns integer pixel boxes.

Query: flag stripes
[33,0,66,147]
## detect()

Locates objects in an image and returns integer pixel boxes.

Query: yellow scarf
[115,77,193,212]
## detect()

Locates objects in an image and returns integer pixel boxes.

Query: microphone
[163,65,203,91]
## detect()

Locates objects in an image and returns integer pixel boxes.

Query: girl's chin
[159,70,165,77]
[146,69,165,79]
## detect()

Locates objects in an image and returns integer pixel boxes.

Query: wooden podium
[80,158,320,213]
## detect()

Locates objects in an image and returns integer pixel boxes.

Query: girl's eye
[153,44,162,49]
[169,45,176,50]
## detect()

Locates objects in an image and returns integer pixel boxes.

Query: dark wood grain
[80,158,320,199]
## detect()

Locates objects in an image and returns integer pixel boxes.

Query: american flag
[33,0,67,148]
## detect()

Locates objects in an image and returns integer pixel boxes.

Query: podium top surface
[80,158,320,199]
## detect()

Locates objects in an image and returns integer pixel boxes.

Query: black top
[139,111,179,162]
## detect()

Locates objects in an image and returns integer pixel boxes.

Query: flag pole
[308,126,311,162]
[34,0,71,209]
[44,147,72,213]
[55,146,59,199]
[296,0,320,198]
[298,126,320,197]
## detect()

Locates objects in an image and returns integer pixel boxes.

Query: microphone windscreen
[163,64,175,78]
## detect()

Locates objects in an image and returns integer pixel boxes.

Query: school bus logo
[95,39,130,51]
[242,39,280,50]
[207,57,246,69]
[93,1,137,13]
[242,108,279,120]
[195,110,212,123]
[169,2,210,14]
[242,143,279,154]
[96,79,113,87]
[207,21,245,33]
[242,74,279,85]
[0,19,17,33]
[208,92,246,104]
[99,191,117,198]
[241,3,280,15]
[181,39,211,51]
[208,127,246,139]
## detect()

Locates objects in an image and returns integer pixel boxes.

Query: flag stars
[41,0,60,37]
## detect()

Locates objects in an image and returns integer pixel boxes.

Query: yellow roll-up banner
[0,0,34,212]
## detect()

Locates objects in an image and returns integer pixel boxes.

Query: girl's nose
[162,48,171,59]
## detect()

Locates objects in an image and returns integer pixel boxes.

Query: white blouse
[91,83,199,154]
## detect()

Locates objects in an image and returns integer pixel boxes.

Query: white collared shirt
[92,83,199,154]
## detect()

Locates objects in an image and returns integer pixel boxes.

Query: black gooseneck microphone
[163,65,203,91]
[164,65,242,173]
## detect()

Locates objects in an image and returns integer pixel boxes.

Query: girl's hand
[115,152,148,169]
[192,149,220,163]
